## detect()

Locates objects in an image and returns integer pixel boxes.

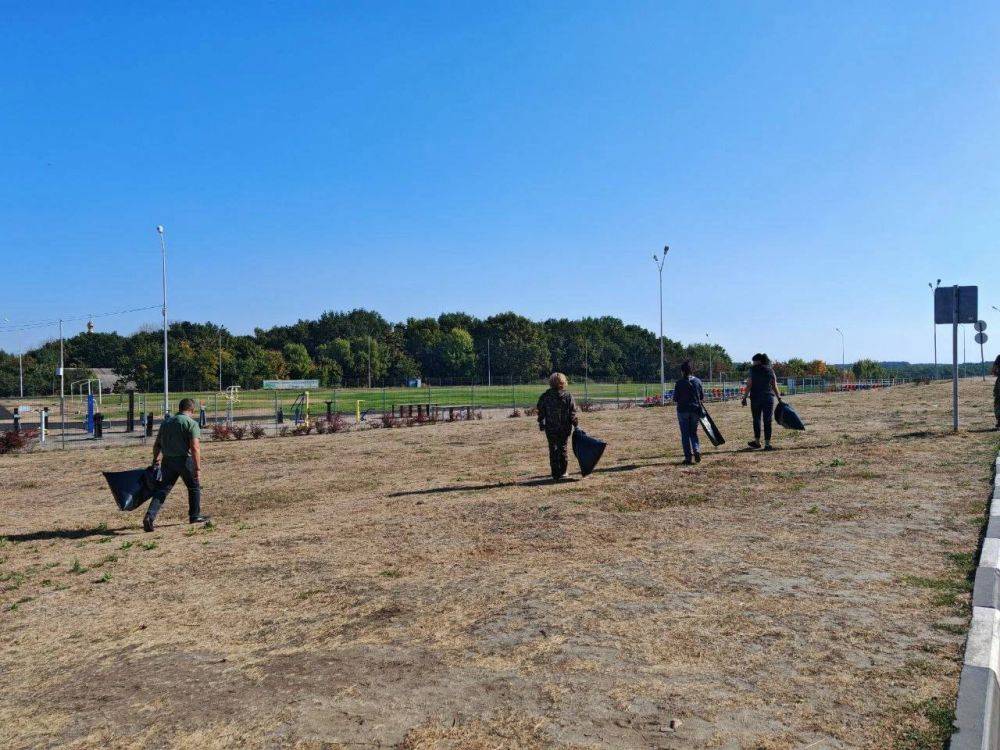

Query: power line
[0,305,162,333]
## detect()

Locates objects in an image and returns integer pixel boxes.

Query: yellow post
[355,400,362,424]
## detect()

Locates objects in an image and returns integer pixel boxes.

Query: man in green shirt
[143,398,210,532]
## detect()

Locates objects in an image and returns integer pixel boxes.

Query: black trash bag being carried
[103,465,161,511]
[572,428,607,477]
[774,400,805,431]
[698,405,726,447]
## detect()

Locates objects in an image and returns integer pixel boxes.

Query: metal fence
[0,376,910,450]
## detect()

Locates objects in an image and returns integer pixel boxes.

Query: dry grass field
[2,380,998,749]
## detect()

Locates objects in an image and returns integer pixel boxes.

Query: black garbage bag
[572,428,607,477]
[103,465,161,511]
[774,400,805,431]
[698,405,726,447]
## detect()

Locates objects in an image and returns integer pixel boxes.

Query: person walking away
[144,398,210,532]
[742,353,781,450]
[992,355,1000,431]
[674,359,704,464]
[537,372,578,480]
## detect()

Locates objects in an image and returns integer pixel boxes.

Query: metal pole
[835,328,845,375]
[59,319,65,448]
[218,330,223,392]
[367,336,372,389]
[487,338,491,387]
[930,282,940,379]
[952,286,959,432]
[706,332,712,382]
[981,336,986,382]
[654,247,668,398]
[157,225,169,417]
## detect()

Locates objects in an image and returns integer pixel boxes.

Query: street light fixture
[156,225,169,417]
[653,246,669,398]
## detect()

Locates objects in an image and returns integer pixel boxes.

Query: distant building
[91,368,121,393]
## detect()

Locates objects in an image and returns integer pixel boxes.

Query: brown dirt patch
[1,380,997,748]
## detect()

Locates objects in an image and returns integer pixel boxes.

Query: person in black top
[537,372,579,479]
[674,359,705,464]
[742,353,781,450]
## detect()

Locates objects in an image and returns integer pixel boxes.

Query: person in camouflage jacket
[537,372,578,480]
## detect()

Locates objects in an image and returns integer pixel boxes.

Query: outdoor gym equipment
[224,385,241,425]
[291,391,310,426]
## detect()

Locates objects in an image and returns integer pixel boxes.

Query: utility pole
[653,246,669,398]
[367,336,372,388]
[156,225,169,416]
[487,338,491,387]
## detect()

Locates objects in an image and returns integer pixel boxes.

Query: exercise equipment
[291,391,310,425]
[572,429,607,477]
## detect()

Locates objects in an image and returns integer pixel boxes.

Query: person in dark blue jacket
[674,359,705,464]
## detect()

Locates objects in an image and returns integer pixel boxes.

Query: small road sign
[975,320,987,333]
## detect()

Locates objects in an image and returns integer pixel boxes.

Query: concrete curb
[952,455,1000,748]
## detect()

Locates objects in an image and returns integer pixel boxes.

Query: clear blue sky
[3,2,998,365]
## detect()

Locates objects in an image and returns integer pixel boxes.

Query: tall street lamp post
[156,225,169,417]
[653,246,669,398]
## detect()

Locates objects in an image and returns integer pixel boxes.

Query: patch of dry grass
[0,379,997,749]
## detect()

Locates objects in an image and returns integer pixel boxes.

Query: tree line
[0,308,854,397]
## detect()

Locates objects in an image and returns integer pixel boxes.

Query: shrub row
[0,429,39,455]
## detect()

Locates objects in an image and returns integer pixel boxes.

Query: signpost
[262,379,319,390]
[935,285,978,431]
[975,320,988,381]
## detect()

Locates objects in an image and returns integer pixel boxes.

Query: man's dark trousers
[146,456,201,523]
[546,429,571,479]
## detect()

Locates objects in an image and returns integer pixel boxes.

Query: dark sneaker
[142,515,155,533]
[682,458,693,465]
[694,452,701,463]
[747,440,761,449]
[763,444,774,451]
[189,515,212,524]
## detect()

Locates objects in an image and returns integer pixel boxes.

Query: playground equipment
[223,386,241,425]
[291,391,310,425]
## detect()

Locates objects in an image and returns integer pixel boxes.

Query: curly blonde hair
[549,372,568,390]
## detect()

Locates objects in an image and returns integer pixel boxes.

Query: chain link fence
[0,376,910,450]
